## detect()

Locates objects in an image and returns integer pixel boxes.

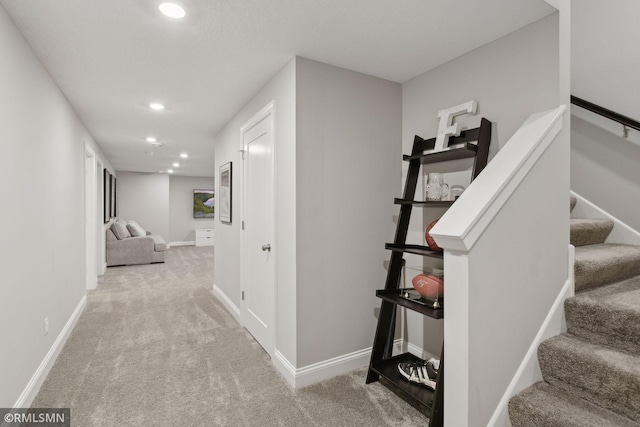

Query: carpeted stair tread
[574,244,640,292]
[570,218,614,246]
[509,381,640,427]
[538,334,640,422]
[566,276,640,354]
[570,195,577,213]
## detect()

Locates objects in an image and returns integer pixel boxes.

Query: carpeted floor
[509,197,640,426]
[32,246,428,426]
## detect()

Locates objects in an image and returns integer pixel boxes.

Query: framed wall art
[103,169,111,224]
[110,174,117,219]
[193,189,215,218]
[219,162,232,223]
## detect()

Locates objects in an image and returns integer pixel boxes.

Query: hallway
[32,246,426,426]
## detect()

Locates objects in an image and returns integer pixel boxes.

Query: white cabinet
[195,228,214,247]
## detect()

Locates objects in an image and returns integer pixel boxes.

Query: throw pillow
[127,221,146,238]
[111,220,131,240]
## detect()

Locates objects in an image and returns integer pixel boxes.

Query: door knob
[262,244,271,252]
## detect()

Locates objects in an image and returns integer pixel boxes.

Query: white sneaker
[398,361,437,389]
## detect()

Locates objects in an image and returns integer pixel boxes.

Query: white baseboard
[169,241,195,247]
[273,339,404,389]
[571,191,640,246]
[487,245,575,427]
[406,342,439,361]
[13,295,87,409]
[212,284,240,322]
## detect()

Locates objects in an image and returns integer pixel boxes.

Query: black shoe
[398,360,437,389]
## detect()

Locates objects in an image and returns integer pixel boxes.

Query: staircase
[509,196,640,426]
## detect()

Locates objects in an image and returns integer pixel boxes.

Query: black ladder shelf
[366,118,492,425]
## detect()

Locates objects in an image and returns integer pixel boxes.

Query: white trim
[430,106,566,252]
[169,241,195,247]
[392,338,404,356]
[13,296,87,408]
[443,251,470,426]
[571,191,640,246]
[487,245,575,427]
[272,350,297,386]
[406,342,439,361]
[273,339,404,388]
[212,284,241,322]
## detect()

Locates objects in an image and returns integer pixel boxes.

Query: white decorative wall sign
[434,100,478,151]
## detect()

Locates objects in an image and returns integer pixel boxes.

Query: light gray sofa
[106,219,168,266]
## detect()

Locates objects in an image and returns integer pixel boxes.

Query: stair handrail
[571,95,640,134]
[429,105,569,426]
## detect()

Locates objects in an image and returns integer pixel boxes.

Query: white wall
[572,0,640,120]
[213,57,401,372]
[214,59,298,364]
[571,113,640,231]
[295,57,401,367]
[0,4,110,407]
[169,175,215,244]
[401,14,560,357]
[116,172,170,240]
[571,0,640,232]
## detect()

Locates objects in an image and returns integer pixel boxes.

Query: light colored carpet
[510,199,640,426]
[574,243,640,292]
[570,218,614,247]
[31,246,427,426]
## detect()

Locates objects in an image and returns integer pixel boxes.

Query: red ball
[411,274,444,299]
[425,219,442,253]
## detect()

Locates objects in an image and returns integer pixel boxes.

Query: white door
[241,103,275,356]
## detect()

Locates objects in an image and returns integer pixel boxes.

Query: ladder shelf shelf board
[370,352,438,415]
[366,117,491,427]
[385,243,443,259]
[403,142,477,164]
[376,289,444,319]
[394,199,455,207]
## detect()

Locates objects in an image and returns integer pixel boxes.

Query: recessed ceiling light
[151,142,163,147]
[149,103,165,110]
[180,153,188,158]
[159,3,186,19]
[172,162,180,167]
[168,169,174,174]
[146,137,157,143]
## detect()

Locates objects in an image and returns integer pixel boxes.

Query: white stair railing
[429,106,569,426]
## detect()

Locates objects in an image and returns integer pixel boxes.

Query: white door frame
[84,145,98,290]
[239,100,277,356]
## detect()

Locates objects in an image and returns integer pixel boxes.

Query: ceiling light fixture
[172,162,180,167]
[149,103,165,110]
[168,169,174,174]
[151,142,163,147]
[180,153,188,158]
[146,137,157,143]
[159,3,186,19]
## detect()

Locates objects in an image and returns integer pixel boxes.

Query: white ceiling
[0,0,555,177]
